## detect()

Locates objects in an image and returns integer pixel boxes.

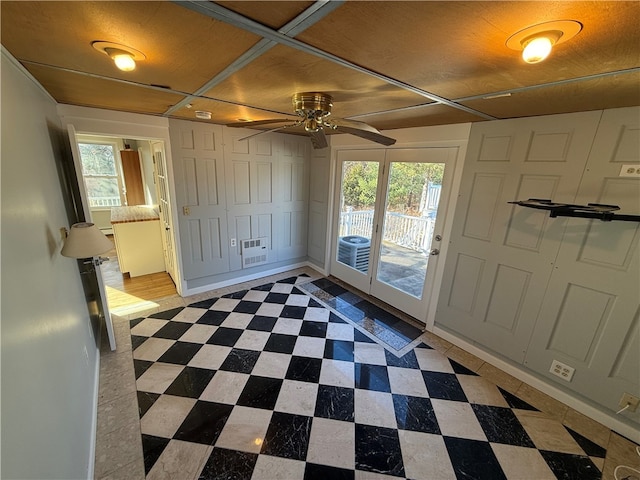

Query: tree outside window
[78,143,123,207]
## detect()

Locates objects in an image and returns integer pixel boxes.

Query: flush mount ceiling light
[506,20,582,64]
[92,41,146,71]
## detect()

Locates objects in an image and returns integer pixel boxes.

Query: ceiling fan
[227,92,396,149]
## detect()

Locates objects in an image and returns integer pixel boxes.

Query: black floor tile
[141,434,171,474]
[131,335,147,350]
[206,327,243,347]
[137,391,160,418]
[164,366,216,398]
[153,321,192,340]
[450,359,478,376]
[444,436,507,480]
[130,317,144,328]
[355,363,391,393]
[265,292,289,304]
[236,376,283,410]
[353,329,375,343]
[261,411,312,461]
[324,340,355,362]
[174,400,233,445]
[304,463,354,480]
[280,305,307,319]
[233,300,261,314]
[150,307,185,320]
[540,450,601,480]
[498,387,538,411]
[247,315,278,332]
[133,359,153,379]
[300,321,328,338]
[198,448,258,480]
[329,312,348,324]
[422,371,468,402]
[566,428,607,458]
[385,349,419,369]
[471,404,535,447]
[355,424,405,477]
[263,333,298,354]
[314,385,355,422]
[225,289,248,299]
[285,356,322,383]
[392,394,440,434]
[219,348,260,374]
[188,298,218,310]
[196,310,230,326]
[157,341,203,365]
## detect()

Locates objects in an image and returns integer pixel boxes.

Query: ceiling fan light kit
[228,92,396,149]
[506,20,582,64]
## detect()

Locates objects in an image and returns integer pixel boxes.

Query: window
[78,143,124,207]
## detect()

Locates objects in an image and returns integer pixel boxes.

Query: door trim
[328,140,469,330]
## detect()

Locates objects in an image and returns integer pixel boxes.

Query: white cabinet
[111,207,165,277]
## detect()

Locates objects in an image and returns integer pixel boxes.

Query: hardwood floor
[102,236,177,311]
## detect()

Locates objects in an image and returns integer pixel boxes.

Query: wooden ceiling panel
[354,105,488,131]
[0,1,261,94]
[169,97,298,125]
[295,1,640,100]
[214,1,316,29]
[204,44,434,119]
[25,64,184,115]
[461,72,640,119]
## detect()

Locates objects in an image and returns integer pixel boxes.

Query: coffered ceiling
[2,1,639,139]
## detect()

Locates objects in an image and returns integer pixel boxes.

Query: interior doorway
[70,131,178,315]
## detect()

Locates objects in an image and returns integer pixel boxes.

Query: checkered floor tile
[131,275,605,479]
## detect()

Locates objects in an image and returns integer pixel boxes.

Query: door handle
[434,234,442,242]
[165,227,170,231]
[430,248,440,256]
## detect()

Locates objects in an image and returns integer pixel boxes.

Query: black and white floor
[130,274,606,480]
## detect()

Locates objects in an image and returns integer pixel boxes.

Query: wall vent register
[241,237,268,268]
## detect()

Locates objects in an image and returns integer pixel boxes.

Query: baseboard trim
[88,325,102,480]
[433,326,640,444]
[181,261,316,297]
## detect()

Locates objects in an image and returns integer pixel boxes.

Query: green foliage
[341,161,444,213]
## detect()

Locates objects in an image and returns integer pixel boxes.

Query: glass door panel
[336,160,380,274]
[375,161,443,299]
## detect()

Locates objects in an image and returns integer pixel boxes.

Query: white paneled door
[330,147,459,322]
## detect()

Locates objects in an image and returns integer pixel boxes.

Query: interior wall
[169,119,311,292]
[1,50,99,479]
[436,106,640,440]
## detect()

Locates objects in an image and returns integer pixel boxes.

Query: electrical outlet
[619,164,640,177]
[230,238,236,247]
[550,359,575,382]
[619,392,640,413]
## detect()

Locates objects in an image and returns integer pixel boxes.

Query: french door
[330,147,457,322]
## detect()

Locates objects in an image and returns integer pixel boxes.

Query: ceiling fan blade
[332,118,396,146]
[238,124,295,141]
[227,118,296,128]
[308,128,328,149]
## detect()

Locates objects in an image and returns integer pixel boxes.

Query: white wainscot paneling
[448,253,485,314]
[505,175,560,252]
[525,130,573,162]
[484,264,531,332]
[548,283,614,363]
[462,173,505,241]
[478,133,514,161]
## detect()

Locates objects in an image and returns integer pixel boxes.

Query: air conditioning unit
[338,235,371,272]
[241,237,268,268]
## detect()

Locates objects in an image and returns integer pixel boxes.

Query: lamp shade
[61,222,113,259]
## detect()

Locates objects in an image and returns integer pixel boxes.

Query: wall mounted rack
[509,199,640,222]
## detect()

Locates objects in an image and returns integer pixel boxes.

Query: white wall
[1,50,99,479]
[436,107,640,441]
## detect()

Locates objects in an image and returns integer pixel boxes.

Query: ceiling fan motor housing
[293,92,333,131]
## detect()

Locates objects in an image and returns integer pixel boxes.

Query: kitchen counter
[110,205,159,224]
[110,206,165,277]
